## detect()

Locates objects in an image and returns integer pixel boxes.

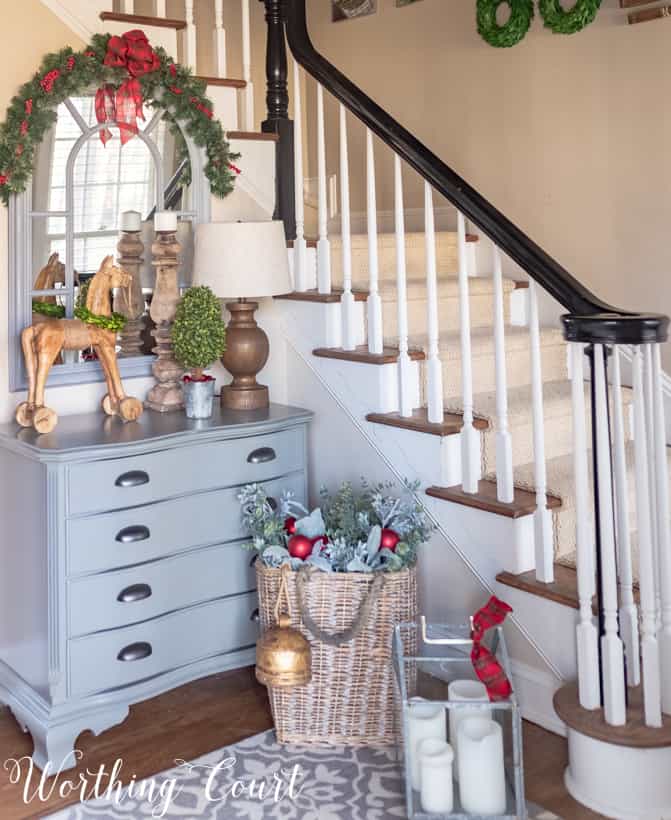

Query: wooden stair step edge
[196,76,246,89]
[554,681,671,748]
[496,566,579,609]
[226,131,279,142]
[426,481,562,520]
[367,409,489,437]
[312,345,425,365]
[100,12,186,29]
[275,288,367,304]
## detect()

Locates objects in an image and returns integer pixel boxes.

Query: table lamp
[193,220,292,410]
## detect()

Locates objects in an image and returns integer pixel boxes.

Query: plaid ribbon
[470,596,513,702]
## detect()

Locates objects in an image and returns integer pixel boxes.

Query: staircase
[44,0,671,816]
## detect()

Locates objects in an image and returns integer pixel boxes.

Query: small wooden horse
[32,252,66,310]
[16,255,144,434]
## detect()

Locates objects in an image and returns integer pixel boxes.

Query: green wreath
[477,0,534,48]
[32,301,65,318]
[0,32,239,205]
[539,0,602,34]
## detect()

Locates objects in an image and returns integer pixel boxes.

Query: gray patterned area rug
[47,730,559,819]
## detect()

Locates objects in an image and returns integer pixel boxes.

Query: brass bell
[256,613,312,688]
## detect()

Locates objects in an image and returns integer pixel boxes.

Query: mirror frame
[8,110,211,392]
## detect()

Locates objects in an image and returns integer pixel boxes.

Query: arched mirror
[9,92,210,390]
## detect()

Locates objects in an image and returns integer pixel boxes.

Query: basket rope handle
[296,566,385,647]
[273,563,295,627]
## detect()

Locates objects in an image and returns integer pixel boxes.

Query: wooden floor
[0,667,603,819]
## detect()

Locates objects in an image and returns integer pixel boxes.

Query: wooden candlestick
[114,228,146,357]
[145,228,184,413]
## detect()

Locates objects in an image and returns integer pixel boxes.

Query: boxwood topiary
[172,286,226,380]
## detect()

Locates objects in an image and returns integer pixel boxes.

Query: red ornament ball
[288,534,312,560]
[380,528,401,552]
[284,516,297,535]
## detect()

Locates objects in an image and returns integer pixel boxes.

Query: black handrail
[284,0,668,344]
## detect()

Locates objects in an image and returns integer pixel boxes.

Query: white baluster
[611,346,640,687]
[528,280,553,582]
[152,1,166,15]
[241,0,254,130]
[120,0,135,12]
[213,0,227,78]
[644,344,660,606]
[570,343,601,710]
[633,345,663,727]
[651,343,671,714]
[424,184,444,424]
[457,212,480,493]
[366,130,383,355]
[593,344,627,726]
[316,85,331,295]
[395,156,413,418]
[184,0,197,72]
[339,104,356,351]
[292,59,307,292]
[492,244,513,504]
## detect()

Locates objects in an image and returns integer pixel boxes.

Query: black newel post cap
[562,312,670,345]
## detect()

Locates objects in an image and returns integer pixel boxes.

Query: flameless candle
[154,211,178,233]
[457,717,507,816]
[407,702,446,791]
[121,210,141,232]
[448,678,491,779]
[418,738,454,815]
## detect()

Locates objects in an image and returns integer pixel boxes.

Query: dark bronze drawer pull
[247,447,276,464]
[115,525,150,544]
[117,583,152,604]
[250,608,260,623]
[117,642,152,662]
[114,470,150,488]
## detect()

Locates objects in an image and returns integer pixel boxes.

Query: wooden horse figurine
[16,256,144,434]
[32,252,65,304]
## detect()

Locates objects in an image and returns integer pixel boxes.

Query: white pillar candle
[407,702,446,791]
[418,738,454,815]
[121,210,141,232]
[154,211,178,233]
[448,678,491,779]
[457,717,507,816]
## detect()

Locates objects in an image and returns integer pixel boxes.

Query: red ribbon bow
[470,596,513,702]
[95,30,159,146]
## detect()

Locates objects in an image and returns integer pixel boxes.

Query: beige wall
[293,0,671,361]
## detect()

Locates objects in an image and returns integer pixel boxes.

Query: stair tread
[373,274,516,298]
[366,408,489,437]
[426,481,561,519]
[405,324,564,353]
[100,11,186,29]
[196,76,247,88]
[329,231,479,247]
[496,565,579,608]
[226,131,279,142]
[312,345,426,365]
[276,288,367,304]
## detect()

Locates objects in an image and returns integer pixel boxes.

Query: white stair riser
[207,85,239,133]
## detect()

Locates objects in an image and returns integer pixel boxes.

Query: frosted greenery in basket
[238,479,433,573]
[171,286,226,381]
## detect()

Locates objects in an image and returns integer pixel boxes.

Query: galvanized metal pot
[183,378,215,419]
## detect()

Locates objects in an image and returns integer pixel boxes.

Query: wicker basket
[256,561,417,747]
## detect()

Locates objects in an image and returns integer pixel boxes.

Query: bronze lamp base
[221,300,270,411]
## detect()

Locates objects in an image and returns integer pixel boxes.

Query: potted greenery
[172,285,226,419]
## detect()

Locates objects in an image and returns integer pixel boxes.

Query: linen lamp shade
[193,221,291,298]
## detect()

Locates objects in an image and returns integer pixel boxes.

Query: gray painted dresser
[0,403,312,770]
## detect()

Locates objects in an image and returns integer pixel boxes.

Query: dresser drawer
[68,541,257,637]
[67,427,304,516]
[67,472,304,576]
[67,593,258,697]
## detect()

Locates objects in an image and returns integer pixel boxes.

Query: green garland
[73,305,127,332]
[0,33,239,204]
[538,0,602,35]
[477,0,534,48]
[32,301,65,318]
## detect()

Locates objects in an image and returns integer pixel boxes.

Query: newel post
[259,0,296,240]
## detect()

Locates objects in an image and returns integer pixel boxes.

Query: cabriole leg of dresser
[5,697,130,772]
